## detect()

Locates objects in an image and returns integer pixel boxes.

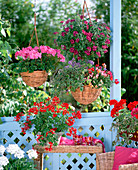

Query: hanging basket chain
[82,0,99,64]
[29,12,39,47]
[82,0,92,24]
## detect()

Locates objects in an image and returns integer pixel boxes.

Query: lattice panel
[1,116,137,170]
[0,119,36,155]
[59,153,96,170]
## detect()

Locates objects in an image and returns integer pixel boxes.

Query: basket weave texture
[71,85,102,105]
[20,70,48,87]
[96,151,138,170]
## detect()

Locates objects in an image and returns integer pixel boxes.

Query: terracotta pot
[20,70,48,87]
[71,85,102,105]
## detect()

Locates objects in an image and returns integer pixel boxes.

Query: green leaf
[0,118,3,124]
[6,28,11,36]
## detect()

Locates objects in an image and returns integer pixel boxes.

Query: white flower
[14,149,24,159]
[27,149,38,159]
[0,167,3,170]
[0,156,9,166]
[6,144,20,155]
[69,105,75,111]
[0,146,6,156]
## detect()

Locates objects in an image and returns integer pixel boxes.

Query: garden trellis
[1,0,137,170]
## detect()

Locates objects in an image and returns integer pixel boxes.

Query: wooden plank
[34,145,103,154]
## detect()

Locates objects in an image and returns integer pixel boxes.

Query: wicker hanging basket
[71,85,102,105]
[20,70,48,87]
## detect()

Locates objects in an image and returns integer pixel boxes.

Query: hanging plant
[53,59,119,105]
[14,13,65,87]
[55,0,111,62]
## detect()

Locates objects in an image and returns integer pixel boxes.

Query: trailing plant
[55,15,111,62]
[110,99,138,146]
[53,59,119,93]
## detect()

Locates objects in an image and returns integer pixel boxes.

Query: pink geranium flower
[84,50,90,56]
[60,21,64,23]
[70,39,75,44]
[98,27,101,31]
[69,47,75,53]
[74,50,78,55]
[131,108,138,119]
[65,27,69,32]
[61,32,65,37]
[104,49,108,53]
[100,33,105,37]
[105,39,110,44]
[96,52,101,57]
[102,45,108,49]
[87,47,91,52]
[86,36,91,42]
[92,46,97,51]
[70,25,73,29]
[73,31,78,36]
[76,38,79,43]
[53,32,59,35]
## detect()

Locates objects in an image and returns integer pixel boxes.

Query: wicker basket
[20,70,48,87]
[96,151,138,170]
[71,85,102,105]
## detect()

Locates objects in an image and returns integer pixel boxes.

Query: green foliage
[4,157,36,170]
[0,0,81,49]
[0,0,34,48]
[0,0,82,117]
[91,0,138,102]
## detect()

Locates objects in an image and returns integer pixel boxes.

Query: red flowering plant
[14,96,82,151]
[109,99,138,146]
[54,16,111,62]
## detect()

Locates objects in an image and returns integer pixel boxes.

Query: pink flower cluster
[15,46,65,62]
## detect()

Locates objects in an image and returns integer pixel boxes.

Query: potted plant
[14,46,65,87]
[55,15,111,62]
[53,59,119,105]
[0,144,37,169]
[109,99,138,146]
[14,96,82,151]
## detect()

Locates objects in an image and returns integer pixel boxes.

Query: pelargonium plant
[53,59,119,93]
[55,16,111,61]
[14,46,65,73]
[0,144,37,170]
[110,99,138,146]
[14,96,82,151]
